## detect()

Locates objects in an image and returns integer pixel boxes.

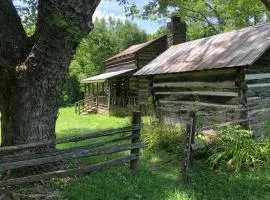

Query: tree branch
[0,0,32,104]
[0,0,30,67]
[15,0,101,77]
[205,2,226,27]
[179,5,219,34]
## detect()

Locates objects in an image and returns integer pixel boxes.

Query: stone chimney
[167,16,187,48]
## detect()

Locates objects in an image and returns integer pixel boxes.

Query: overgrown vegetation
[142,119,185,155]
[208,125,270,173]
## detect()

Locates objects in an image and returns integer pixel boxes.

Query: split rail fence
[0,112,143,188]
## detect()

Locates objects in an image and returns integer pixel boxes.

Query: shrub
[208,125,270,173]
[142,119,185,155]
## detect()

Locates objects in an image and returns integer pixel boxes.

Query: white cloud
[93,0,125,21]
[92,0,164,33]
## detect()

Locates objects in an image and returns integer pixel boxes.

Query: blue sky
[93,0,166,33]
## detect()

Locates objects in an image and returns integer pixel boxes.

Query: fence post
[181,110,196,183]
[130,111,141,173]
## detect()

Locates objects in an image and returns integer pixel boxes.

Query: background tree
[125,0,268,39]
[62,18,148,105]
[0,0,100,147]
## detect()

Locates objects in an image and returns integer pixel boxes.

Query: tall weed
[142,118,185,155]
[208,125,270,173]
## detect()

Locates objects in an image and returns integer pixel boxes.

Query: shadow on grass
[56,128,99,138]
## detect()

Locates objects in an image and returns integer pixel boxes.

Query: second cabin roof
[105,35,166,64]
[135,23,270,76]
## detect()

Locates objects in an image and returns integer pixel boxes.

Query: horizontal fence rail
[0,126,139,154]
[0,155,139,187]
[0,112,142,187]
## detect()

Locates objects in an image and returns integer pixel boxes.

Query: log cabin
[78,16,186,116]
[135,23,270,137]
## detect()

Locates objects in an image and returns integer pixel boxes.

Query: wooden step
[80,107,97,115]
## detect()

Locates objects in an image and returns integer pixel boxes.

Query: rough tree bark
[0,0,101,147]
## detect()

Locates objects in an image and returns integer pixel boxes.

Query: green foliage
[123,0,267,40]
[147,26,168,40]
[208,125,270,173]
[61,74,82,106]
[142,118,185,155]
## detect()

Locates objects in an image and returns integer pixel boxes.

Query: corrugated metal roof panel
[81,69,135,83]
[135,23,270,76]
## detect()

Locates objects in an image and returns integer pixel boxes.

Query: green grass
[4,107,270,199]
[56,107,130,137]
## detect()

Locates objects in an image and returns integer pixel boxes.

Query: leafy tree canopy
[123,0,269,39]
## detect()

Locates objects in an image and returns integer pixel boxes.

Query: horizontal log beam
[155,91,238,97]
[247,83,270,88]
[0,154,138,187]
[105,54,136,65]
[246,73,270,80]
[153,81,236,89]
[158,100,241,109]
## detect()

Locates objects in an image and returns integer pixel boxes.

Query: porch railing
[97,96,109,108]
[75,96,97,114]
[75,96,137,114]
[110,96,137,108]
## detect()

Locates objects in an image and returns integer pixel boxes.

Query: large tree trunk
[0,0,101,148]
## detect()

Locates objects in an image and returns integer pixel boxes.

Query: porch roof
[81,69,135,83]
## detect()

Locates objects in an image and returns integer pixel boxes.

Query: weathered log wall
[105,35,167,73]
[137,36,167,69]
[138,78,151,106]
[128,77,139,97]
[153,68,246,127]
[246,50,270,137]
[105,55,137,73]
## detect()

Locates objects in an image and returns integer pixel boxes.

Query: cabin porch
[75,77,138,116]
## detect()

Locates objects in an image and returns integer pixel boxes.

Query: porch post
[107,80,111,109]
[84,84,87,97]
[96,83,99,106]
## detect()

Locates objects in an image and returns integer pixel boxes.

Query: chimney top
[167,15,187,48]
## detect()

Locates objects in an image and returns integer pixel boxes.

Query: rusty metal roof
[135,23,270,76]
[81,69,135,83]
[105,35,166,62]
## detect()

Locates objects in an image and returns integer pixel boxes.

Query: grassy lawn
[2,107,270,199]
